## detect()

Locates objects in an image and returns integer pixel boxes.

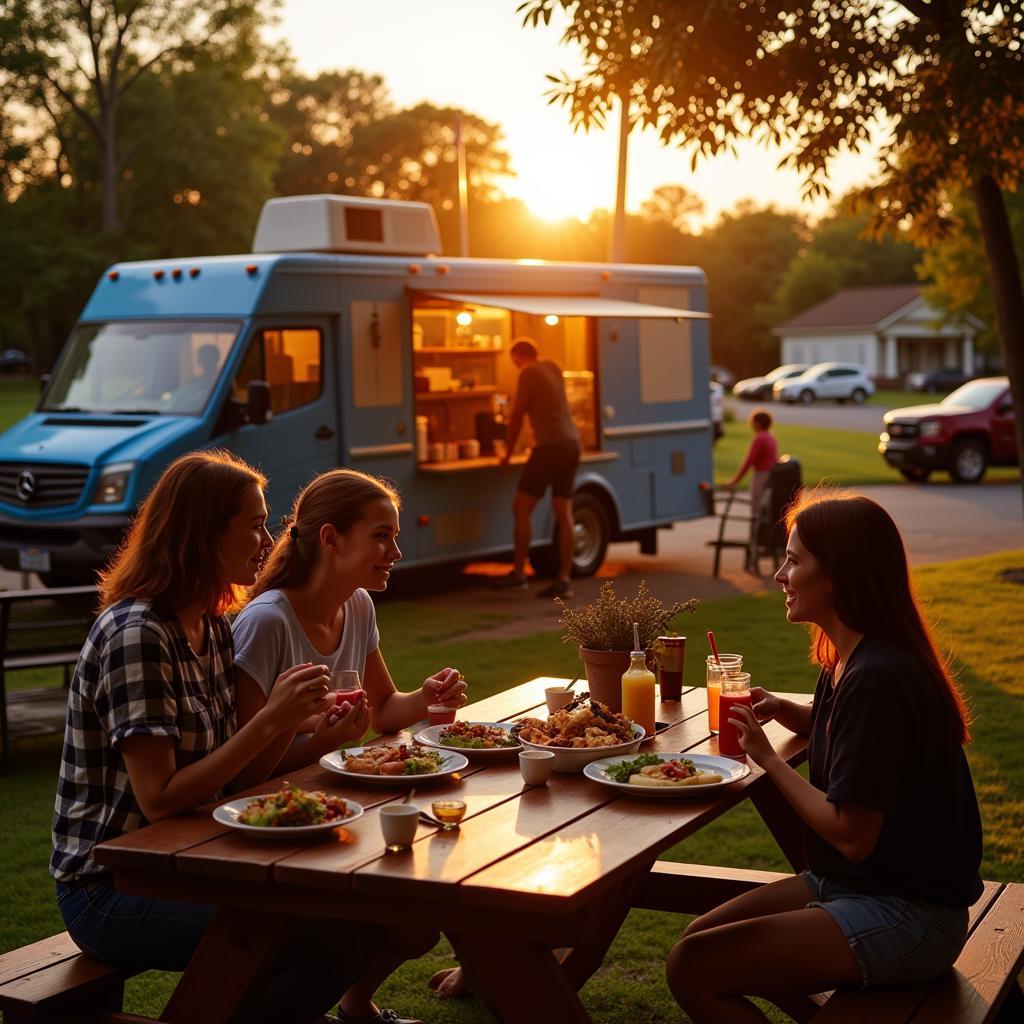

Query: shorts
[519,439,581,499]
[802,871,968,988]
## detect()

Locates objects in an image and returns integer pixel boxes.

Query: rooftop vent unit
[252,195,441,257]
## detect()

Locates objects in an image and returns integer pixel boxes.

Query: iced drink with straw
[706,630,742,735]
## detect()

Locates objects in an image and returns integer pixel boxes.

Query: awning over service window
[416,291,711,320]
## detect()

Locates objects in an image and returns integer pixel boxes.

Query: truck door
[217,317,340,518]
[992,389,1016,461]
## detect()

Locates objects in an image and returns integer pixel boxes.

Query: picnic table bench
[3,676,1020,1023]
[0,584,97,771]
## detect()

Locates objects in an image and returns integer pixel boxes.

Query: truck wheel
[851,388,867,405]
[528,491,611,579]
[949,439,988,483]
[799,389,815,405]
[899,468,931,482]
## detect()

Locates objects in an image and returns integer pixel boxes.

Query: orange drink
[621,651,657,739]
[706,654,742,735]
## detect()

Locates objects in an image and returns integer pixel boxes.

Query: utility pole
[455,112,470,257]
[608,94,630,263]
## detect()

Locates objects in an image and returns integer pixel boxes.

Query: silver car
[773,362,876,405]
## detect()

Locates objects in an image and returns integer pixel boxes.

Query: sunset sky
[275,0,883,227]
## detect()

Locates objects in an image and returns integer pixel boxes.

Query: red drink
[718,690,753,756]
[654,635,686,702]
[427,704,457,726]
[658,669,684,702]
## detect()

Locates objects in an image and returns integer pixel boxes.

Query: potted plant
[556,580,699,712]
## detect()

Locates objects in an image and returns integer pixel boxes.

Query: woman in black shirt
[667,488,982,1023]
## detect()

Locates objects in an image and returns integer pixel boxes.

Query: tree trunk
[101,102,120,263]
[971,174,1024,517]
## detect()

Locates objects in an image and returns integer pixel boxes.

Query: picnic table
[95,676,812,1024]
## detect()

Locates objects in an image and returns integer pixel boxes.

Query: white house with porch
[772,284,985,383]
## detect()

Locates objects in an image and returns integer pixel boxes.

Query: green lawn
[868,388,944,408]
[3,550,1022,1022]
[0,378,38,434]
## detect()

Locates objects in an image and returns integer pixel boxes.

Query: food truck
[0,195,713,585]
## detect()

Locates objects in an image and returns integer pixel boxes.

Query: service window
[233,327,322,413]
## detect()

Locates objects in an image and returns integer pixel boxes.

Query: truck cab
[879,377,1016,483]
[0,195,715,585]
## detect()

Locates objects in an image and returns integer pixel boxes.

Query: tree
[640,184,705,234]
[0,0,278,256]
[522,0,1024,510]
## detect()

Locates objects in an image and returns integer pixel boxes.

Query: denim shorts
[802,871,968,988]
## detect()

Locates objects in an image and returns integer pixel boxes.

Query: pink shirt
[737,431,779,478]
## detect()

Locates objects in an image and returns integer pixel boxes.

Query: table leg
[448,931,592,1024]
[159,908,286,1024]
[749,775,808,872]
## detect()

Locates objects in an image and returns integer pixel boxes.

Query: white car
[773,362,876,405]
[732,363,811,401]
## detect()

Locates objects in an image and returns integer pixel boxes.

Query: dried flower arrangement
[556,579,699,652]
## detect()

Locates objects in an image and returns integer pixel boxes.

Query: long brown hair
[99,450,266,615]
[785,487,970,744]
[251,469,400,598]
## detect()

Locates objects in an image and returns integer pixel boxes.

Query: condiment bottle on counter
[718,671,753,757]
[621,621,656,740]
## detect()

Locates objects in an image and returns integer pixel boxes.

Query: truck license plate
[18,546,52,573]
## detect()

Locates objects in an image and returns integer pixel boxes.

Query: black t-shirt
[805,634,983,907]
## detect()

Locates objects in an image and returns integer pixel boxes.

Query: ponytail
[250,469,400,598]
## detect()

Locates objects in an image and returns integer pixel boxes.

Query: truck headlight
[919,420,941,438]
[95,462,135,504]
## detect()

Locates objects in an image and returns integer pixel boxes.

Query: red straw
[707,630,722,666]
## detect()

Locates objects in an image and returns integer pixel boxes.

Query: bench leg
[994,980,1024,1022]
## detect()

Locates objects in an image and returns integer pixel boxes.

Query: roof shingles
[776,284,921,332]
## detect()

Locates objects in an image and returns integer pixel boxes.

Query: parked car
[732,363,810,401]
[880,377,1016,483]
[773,362,875,405]
[0,349,30,374]
[710,380,724,441]
[709,364,736,390]
[904,367,974,393]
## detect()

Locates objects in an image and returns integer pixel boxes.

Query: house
[772,284,985,383]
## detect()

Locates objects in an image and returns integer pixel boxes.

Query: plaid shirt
[51,599,236,881]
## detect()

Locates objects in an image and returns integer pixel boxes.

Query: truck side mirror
[247,380,271,426]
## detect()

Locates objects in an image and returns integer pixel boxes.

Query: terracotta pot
[578,647,631,713]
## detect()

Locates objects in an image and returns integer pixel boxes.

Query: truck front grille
[886,422,919,440]
[0,463,90,508]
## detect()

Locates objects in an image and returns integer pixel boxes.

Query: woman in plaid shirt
[51,451,422,1024]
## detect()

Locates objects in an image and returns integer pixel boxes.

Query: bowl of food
[512,695,645,773]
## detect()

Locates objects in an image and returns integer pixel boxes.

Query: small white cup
[380,804,420,852]
[519,750,555,786]
[545,687,574,714]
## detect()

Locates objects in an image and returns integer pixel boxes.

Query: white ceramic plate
[413,722,522,758]
[212,795,365,838]
[518,723,646,773]
[319,745,469,785]
[583,752,750,797]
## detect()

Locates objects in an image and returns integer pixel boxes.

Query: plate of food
[319,742,469,785]
[413,721,522,758]
[583,752,750,797]
[212,783,364,837]
[512,695,645,773]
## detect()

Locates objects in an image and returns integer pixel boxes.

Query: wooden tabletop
[95,677,812,1023]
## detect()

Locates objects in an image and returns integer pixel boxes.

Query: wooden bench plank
[0,932,83,987]
[635,861,794,916]
[0,954,131,1015]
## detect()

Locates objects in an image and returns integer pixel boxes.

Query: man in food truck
[495,337,581,599]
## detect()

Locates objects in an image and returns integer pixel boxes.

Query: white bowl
[518,723,645,773]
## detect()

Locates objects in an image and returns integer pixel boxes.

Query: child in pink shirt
[725,408,779,571]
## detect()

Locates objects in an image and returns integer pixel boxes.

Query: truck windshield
[942,380,1007,411]
[42,320,241,415]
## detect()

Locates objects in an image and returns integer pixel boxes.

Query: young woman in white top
[232,468,467,780]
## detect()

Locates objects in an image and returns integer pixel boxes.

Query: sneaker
[537,579,573,599]
[337,1009,423,1024]
[492,571,528,590]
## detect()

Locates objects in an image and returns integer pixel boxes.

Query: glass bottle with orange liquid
[718,671,753,757]
[621,623,657,739]
[706,653,743,734]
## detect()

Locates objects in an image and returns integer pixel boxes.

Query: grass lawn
[0,377,38,434]
[2,550,1022,1022]
[868,389,945,408]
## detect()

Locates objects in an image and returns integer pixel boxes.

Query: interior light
[544,314,560,327]
[456,311,473,327]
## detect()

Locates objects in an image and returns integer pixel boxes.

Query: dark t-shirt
[513,360,578,446]
[805,634,983,908]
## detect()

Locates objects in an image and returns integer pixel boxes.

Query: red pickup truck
[879,377,1017,483]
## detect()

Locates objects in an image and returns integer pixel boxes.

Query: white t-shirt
[231,588,380,698]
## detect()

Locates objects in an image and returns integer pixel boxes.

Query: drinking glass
[706,654,743,734]
[331,668,361,693]
[431,800,467,831]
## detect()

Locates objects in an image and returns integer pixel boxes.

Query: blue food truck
[0,195,713,585]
